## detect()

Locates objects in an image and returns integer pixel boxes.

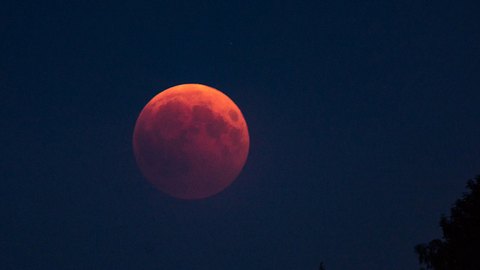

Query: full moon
[133,84,250,199]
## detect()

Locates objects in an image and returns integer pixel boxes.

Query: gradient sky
[2,1,480,269]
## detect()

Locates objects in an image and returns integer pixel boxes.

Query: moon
[133,84,250,199]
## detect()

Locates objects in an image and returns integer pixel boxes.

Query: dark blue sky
[2,1,480,269]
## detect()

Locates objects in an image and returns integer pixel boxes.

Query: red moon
[133,84,249,199]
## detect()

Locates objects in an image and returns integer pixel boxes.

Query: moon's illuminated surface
[133,84,249,199]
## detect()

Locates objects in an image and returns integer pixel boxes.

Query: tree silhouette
[415,176,480,270]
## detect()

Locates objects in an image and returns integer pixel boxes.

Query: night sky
[2,1,480,269]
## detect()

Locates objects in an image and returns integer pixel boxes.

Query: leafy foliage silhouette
[415,176,480,270]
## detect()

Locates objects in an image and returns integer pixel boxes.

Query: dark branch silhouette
[415,175,480,270]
